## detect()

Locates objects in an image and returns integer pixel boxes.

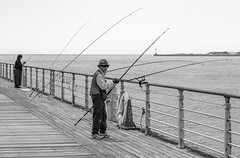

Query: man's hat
[98,59,109,66]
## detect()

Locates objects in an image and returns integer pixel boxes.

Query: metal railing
[1,62,240,158]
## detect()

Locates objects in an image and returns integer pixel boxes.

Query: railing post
[24,67,27,87]
[61,72,64,101]
[85,75,89,108]
[2,63,5,78]
[145,84,151,135]
[6,63,8,80]
[9,65,12,82]
[42,69,45,93]
[36,68,38,90]
[49,70,53,95]
[224,96,232,158]
[0,63,2,77]
[72,73,75,106]
[30,67,32,90]
[120,81,125,97]
[178,89,185,148]
[52,71,55,96]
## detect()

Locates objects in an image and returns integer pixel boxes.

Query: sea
[1,53,240,95]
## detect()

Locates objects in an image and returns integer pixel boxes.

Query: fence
[1,62,240,158]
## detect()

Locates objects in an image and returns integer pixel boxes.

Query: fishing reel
[135,76,148,89]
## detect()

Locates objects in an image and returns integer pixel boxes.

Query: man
[90,59,119,139]
[14,54,26,88]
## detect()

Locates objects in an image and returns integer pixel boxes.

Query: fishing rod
[74,27,170,126]
[24,56,32,64]
[107,59,194,73]
[126,59,227,82]
[107,28,170,95]
[31,7,144,102]
[29,20,90,97]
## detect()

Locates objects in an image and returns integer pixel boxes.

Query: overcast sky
[0,0,239,55]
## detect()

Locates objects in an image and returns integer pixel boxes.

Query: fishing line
[31,7,144,102]
[107,59,194,73]
[29,20,91,97]
[126,59,227,82]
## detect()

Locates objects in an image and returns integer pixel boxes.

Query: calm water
[2,54,240,95]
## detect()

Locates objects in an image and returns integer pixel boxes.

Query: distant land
[154,51,240,56]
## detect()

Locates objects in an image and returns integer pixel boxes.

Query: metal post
[85,75,89,108]
[6,63,8,80]
[2,63,5,78]
[72,73,75,106]
[30,67,32,90]
[49,70,53,95]
[0,63,2,77]
[120,81,125,97]
[36,68,38,90]
[178,89,185,148]
[52,71,55,96]
[224,97,232,158]
[145,84,151,135]
[61,72,64,101]
[42,69,45,93]
[9,64,12,81]
[24,67,27,87]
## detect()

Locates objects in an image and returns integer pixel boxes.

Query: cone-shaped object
[121,99,136,129]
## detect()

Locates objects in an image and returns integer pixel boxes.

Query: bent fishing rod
[30,8,143,102]
[107,28,170,95]
[29,20,90,97]
[126,59,227,82]
[74,27,170,126]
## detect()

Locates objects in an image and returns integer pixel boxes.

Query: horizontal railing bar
[184,97,222,106]
[183,138,224,155]
[131,104,143,110]
[150,100,178,110]
[147,82,240,99]
[149,90,177,98]
[229,155,239,158]
[132,113,142,118]
[182,118,223,131]
[150,126,178,139]
[150,118,178,129]
[149,109,178,119]
[183,129,224,143]
[229,118,240,124]
[131,96,145,102]
[229,131,240,137]
[229,143,240,148]
[183,108,224,120]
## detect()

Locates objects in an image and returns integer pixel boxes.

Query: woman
[14,54,25,88]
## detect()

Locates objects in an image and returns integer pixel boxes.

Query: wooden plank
[0,78,206,158]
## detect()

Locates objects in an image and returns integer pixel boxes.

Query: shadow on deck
[0,78,207,158]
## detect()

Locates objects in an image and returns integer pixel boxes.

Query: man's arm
[96,74,113,90]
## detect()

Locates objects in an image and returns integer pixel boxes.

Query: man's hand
[113,78,119,84]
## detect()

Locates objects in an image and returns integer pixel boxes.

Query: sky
[0,0,239,55]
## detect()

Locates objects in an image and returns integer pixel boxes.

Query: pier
[0,77,203,158]
[1,61,240,158]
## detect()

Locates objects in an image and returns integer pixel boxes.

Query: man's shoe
[99,132,110,138]
[91,134,104,140]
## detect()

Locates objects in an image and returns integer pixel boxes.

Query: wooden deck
[0,78,206,158]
